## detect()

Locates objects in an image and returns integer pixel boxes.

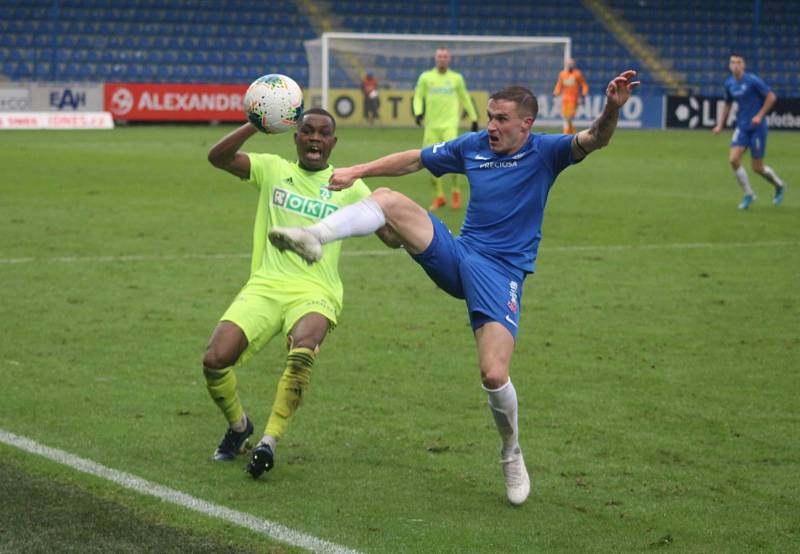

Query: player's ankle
[230,414,248,433]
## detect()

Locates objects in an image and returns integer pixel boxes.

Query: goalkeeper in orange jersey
[553,58,589,134]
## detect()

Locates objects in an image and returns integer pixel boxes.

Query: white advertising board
[0,111,114,130]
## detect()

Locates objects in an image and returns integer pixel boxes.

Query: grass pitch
[0,125,798,553]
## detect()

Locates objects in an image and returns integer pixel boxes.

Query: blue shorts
[731,122,767,159]
[409,213,526,338]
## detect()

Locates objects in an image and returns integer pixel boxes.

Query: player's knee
[289,337,320,353]
[751,160,765,173]
[480,364,509,390]
[373,187,416,216]
[729,158,741,170]
[371,187,395,204]
[202,347,237,371]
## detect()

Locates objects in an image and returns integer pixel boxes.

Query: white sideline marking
[547,239,799,253]
[0,429,361,554]
[0,240,796,266]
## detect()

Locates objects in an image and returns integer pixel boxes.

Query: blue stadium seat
[0,0,795,95]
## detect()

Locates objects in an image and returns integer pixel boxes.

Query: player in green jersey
[413,47,479,211]
[204,108,390,478]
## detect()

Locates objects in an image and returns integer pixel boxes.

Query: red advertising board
[104,83,248,122]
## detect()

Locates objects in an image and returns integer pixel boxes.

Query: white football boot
[268,226,323,263]
[501,448,530,505]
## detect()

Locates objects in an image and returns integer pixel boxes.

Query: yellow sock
[431,176,445,198]
[204,367,244,425]
[264,347,315,440]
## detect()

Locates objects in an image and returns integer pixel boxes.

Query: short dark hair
[300,107,336,130]
[489,86,538,119]
[730,53,745,61]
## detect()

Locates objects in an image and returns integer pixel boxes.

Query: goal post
[304,32,571,113]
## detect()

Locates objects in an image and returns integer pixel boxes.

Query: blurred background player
[712,54,786,209]
[413,46,479,210]
[203,109,385,478]
[361,70,380,126]
[553,58,589,134]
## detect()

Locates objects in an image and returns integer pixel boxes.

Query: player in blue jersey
[712,54,786,209]
[268,70,640,505]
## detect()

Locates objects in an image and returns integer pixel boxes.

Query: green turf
[0,126,798,553]
[0,451,295,554]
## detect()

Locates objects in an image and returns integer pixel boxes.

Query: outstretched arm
[329,149,423,190]
[208,123,258,179]
[571,70,640,161]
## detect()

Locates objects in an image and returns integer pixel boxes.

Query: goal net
[304,32,571,112]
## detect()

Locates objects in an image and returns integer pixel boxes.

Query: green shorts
[220,277,339,366]
[422,126,459,148]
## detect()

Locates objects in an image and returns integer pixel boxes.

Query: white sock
[735,167,754,196]
[483,380,520,460]
[762,165,784,188]
[306,197,385,245]
[258,435,277,451]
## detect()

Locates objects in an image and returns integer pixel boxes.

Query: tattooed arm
[571,70,640,161]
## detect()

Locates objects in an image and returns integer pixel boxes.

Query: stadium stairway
[296,0,335,37]
[296,0,370,87]
[318,0,659,96]
[582,0,688,94]
[607,0,800,97]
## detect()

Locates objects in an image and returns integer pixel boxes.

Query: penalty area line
[0,428,362,554]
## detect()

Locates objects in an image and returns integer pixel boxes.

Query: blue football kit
[416,130,577,337]
[724,72,771,158]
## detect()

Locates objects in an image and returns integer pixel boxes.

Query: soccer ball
[244,74,304,134]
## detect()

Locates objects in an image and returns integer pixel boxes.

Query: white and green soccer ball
[244,74,304,134]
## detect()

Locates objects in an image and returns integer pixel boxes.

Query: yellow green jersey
[246,153,371,313]
[413,68,478,131]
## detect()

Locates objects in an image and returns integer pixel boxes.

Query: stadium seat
[0,0,796,95]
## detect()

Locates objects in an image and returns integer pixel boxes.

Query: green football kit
[221,153,370,366]
[413,68,478,204]
[413,68,478,146]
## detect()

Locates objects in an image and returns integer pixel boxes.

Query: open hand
[605,70,640,107]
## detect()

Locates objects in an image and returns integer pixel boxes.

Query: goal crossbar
[313,32,572,110]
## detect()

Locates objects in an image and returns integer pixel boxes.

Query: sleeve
[420,133,469,177]
[413,73,427,117]
[723,81,733,104]
[540,133,577,177]
[553,74,562,96]
[750,75,771,98]
[457,74,478,122]
[246,153,281,190]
